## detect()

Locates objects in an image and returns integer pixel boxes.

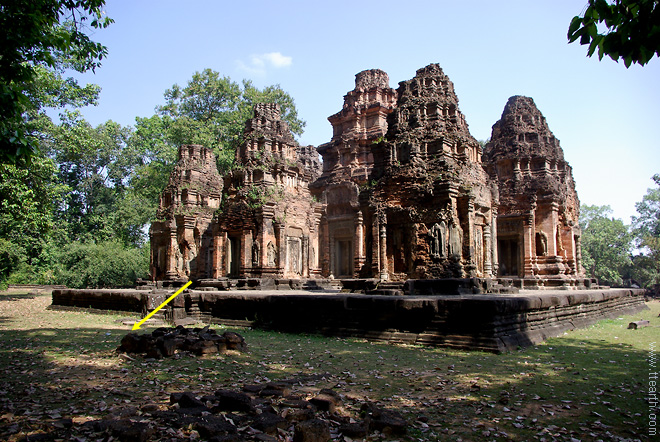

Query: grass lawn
[0,288,657,441]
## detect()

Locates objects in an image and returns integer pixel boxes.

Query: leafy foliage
[0,0,113,163]
[49,240,149,288]
[157,69,305,173]
[0,157,65,254]
[580,204,633,286]
[568,0,660,67]
[629,174,660,286]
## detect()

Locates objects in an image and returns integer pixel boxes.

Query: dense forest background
[1,1,658,290]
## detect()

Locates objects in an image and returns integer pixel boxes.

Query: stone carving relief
[429,221,447,258]
[448,221,463,258]
[267,241,277,267]
[287,237,302,275]
[252,239,260,266]
[536,231,548,257]
[175,245,183,274]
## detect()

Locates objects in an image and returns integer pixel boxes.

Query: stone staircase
[367,281,406,296]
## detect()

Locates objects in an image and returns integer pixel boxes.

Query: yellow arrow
[132,280,192,331]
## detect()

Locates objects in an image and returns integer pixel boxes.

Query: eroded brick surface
[149,65,584,285]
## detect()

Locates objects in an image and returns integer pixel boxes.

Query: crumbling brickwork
[365,64,497,280]
[151,65,584,286]
[150,144,223,281]
[484,96,583,285]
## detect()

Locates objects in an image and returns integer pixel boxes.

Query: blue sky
[73,0,660,224]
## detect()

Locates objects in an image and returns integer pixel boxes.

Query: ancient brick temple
[150,64,585,288]
[484,96,582,282]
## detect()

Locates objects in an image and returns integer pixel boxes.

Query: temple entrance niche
[388,226,408,275]
[227,236,239,277]
[286,238,302,276]
[283,227,305,278]
[385,216,413,278]
[334,239,353,277]
[327,219,356,278]
[498,237,521,277]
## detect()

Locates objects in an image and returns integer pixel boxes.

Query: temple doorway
[498,238,520,277]
[227,236,239,277]
[335,239,353,277]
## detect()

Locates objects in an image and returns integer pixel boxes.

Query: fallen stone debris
[16,380,408,441]
[117,325,248,358]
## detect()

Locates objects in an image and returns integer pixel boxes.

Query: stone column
[491,204,499,276]
[355,210,365,272]
[320,216,329,277]
[483,223,492,276]
[370,212,380,277]
[548,202,559,256]
[166,226,178,279]
[220,232,228,277]
[575,234,583,276]
[274,222,285,277]
[467,199,476,273]
[564,227,577,275]
[302,235,309,278]
[212,230,222,279]
[379,215,388,281]
[311,209,323,276]
[523,211,536,278]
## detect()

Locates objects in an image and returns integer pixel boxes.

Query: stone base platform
[51,285,648,353]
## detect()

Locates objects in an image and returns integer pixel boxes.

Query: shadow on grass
[0,293,37,301]
[0,321,653,441]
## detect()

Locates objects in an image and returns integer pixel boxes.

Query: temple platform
[50,281,648,353]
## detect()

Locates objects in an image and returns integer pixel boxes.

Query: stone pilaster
[484,223,492,276]
[379,214,388,281]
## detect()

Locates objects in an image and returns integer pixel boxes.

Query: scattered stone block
[628,320,650,329]
[214,389,254,413]
[259,382,292,397]
[294,419,331,442]
[173,391,205,409]
[361,402,408,434]
[310,388,342,412]
[117,327,246,358]
[284,408,315,423]
[193,416,238,439]
[338,422,368,438]
[119,333,142,353]
[253,412,288,434]
[224,331,248,351]
[86,418,154,442]
[37,384,411,442]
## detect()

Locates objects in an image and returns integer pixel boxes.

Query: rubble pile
[118,325,247,358]
[77,382,408,442]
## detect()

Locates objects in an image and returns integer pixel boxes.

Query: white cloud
[261,52,292,68]
[237,52,292,75]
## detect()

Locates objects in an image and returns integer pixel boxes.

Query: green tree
[568,0,660,67]
[115,115,179,243]
[0,0,112,163]
[629,174,660,287]
[157,69,305,172]
[48,240,149,288]
[580,204,633,286]
[46,111,144,244]
[0,156,67,285]
[0,45,106,285]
